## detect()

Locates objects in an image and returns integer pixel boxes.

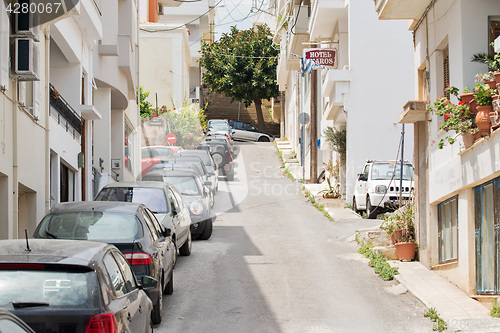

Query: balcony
[74,0,103,42]
[374,0,429,29]
[309,0,347,41]
[118,34,135,88]
[159,0,182,7]
[321,67,350,121]
[50,84,82,138]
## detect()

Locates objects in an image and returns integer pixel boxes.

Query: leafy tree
[199,25,279,131]
[139,86,154,118]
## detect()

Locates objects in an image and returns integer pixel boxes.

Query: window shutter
[18,81,26,106]
[443,47,450,99]
[0,7,9,89]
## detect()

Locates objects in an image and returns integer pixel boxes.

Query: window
[443,47,450,99]
[142,211,159,241]
[437,196,458,263]
[111,251,137,292]
[60,163,74,202]
[103,254,127,297]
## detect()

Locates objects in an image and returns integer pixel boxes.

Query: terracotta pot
[495,72,500,87]
[490,111,500,130]
[462,132,475,149]
[476,105,493,137]
[460,93,474,105]
[486,79,497,90]
[391,229,403,245]
[395,241,416,261]
[469,98,478,113]
[493,95,500,111]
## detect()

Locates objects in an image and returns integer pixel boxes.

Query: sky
[213,0,269,39]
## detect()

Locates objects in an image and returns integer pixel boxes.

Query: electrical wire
[289,0,302,35]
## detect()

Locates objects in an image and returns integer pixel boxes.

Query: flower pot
[395,241,416,261]
[495,72,500,87]
[469,98,478,113]
[486,79,497,90]
[323,193,337,199]
[493,95,500,111]
[391,229,403,245]
[460,93,474,105]
[476,105,493,137]
[462,132,475,149]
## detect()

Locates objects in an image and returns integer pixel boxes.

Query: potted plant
[318,177,340,199]
[382,203,416,260]
[427,85,478,149]
[473,80,497,137]
[381,214,403,245]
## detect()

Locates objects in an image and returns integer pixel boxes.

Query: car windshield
[0,269,98,308]
[95,187,168,213]
[161,176,200,195]
[370,163,413,181]
[36,212,143,241]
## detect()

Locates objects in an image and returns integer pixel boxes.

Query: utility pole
[310,66,318,183]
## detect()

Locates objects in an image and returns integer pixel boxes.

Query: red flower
[446,83,450,87]
[152,114,158,118]
[458,101,465,105]
[444,113,452,120]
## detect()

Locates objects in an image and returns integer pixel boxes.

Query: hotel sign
[303,49,337,69]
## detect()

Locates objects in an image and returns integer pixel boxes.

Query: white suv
[353,160,414,219]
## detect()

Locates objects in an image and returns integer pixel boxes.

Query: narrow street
[157,142,431,333]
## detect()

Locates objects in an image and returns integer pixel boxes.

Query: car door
[102,251,147,332]
[142,209,172,284]
[241,122,259,141]
[170,187,192,234]
[354,164,370,208]
[165,189,187,244]
[230,121,245,141]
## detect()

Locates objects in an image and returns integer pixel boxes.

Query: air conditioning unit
[13,38,39,81]
[158,3,164,15]
[14,1,39,40]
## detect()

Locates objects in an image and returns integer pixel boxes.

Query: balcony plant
[390,203,416,261]
[427,85,477,149]
[473,80,497,137]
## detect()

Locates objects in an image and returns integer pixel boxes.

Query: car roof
[0,239,113,267]
[48,201,143,215]
[176,149,209,156]
[142,145,181,149]
[159,156,203,162]
[101,181,170,190]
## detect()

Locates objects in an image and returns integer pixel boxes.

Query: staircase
[203,91,281,136]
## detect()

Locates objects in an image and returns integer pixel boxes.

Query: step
[372,246,398,260]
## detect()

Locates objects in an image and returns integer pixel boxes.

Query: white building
[274,0,414,202]
[375,0,500,300]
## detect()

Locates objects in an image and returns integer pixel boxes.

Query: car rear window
[160,176,200,195]
[96,187,168,214]
[36,212,143,241]
[0,268,99,308]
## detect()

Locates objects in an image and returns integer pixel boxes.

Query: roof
[48,201,143,215]
[0,239,112,267]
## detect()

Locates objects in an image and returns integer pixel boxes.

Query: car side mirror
[203,186,210,196]
[163,228,172,237]
[358,173,368,181]
[140,276,158,290]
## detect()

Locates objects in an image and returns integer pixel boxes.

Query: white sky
[214,0,269,39]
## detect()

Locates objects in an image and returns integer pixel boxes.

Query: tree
[139,86,154,118]
[199,25,279,131]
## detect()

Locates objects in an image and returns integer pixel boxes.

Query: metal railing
[49,84,82,135]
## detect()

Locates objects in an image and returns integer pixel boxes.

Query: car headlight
[190,201,204,215]
[375,185,387,194]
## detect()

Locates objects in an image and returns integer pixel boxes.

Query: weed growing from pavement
[283,168,295,181]
[491,299,500,318]
[357,242,399,281]
[424,308,447,331]
[302,189,334,221]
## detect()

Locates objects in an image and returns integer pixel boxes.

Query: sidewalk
[275,139,499,332]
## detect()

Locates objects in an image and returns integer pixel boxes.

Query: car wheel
[179,230,192,256]
[366,196,378,219]
[212,153,223,167]
[151,281,162,324]
[258,136,270,142]
[164,270,173,295]
[353,197,360,214]
[199,219,213,240]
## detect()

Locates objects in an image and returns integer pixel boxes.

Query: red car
[141,146,181,177]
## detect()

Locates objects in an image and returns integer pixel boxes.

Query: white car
[352,160,414,219]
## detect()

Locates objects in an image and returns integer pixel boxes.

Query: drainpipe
[12,79,18,239]
[45,28,51,210]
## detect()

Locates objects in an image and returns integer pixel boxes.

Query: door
[475,177,500,294]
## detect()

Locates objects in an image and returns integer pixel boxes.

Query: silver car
[95,181,193,262]
[229,120,274,142]
[174,149,219,192]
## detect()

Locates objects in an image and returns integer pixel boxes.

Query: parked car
[206,122,234,140]
[197,141,235,181]
[33,201,174,324]
[205,132,234,152]
[229,120,274,142]
[141,145,182,178]
[353,160,414,219]
[143,169,214,240]
[0,239,156,332]
[207,119,229,127]
[0,310,35,333]
[174,149,219,192]
[156,156,216,206]
[95,181,193,264]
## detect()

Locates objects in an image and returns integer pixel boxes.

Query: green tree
[199,25,279,131]
[139,86,153,118]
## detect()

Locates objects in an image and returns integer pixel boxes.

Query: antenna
[25,229,31,252]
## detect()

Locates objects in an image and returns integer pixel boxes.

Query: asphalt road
[156,142,432,333]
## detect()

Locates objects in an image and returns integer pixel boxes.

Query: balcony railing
[49,84,82,136]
